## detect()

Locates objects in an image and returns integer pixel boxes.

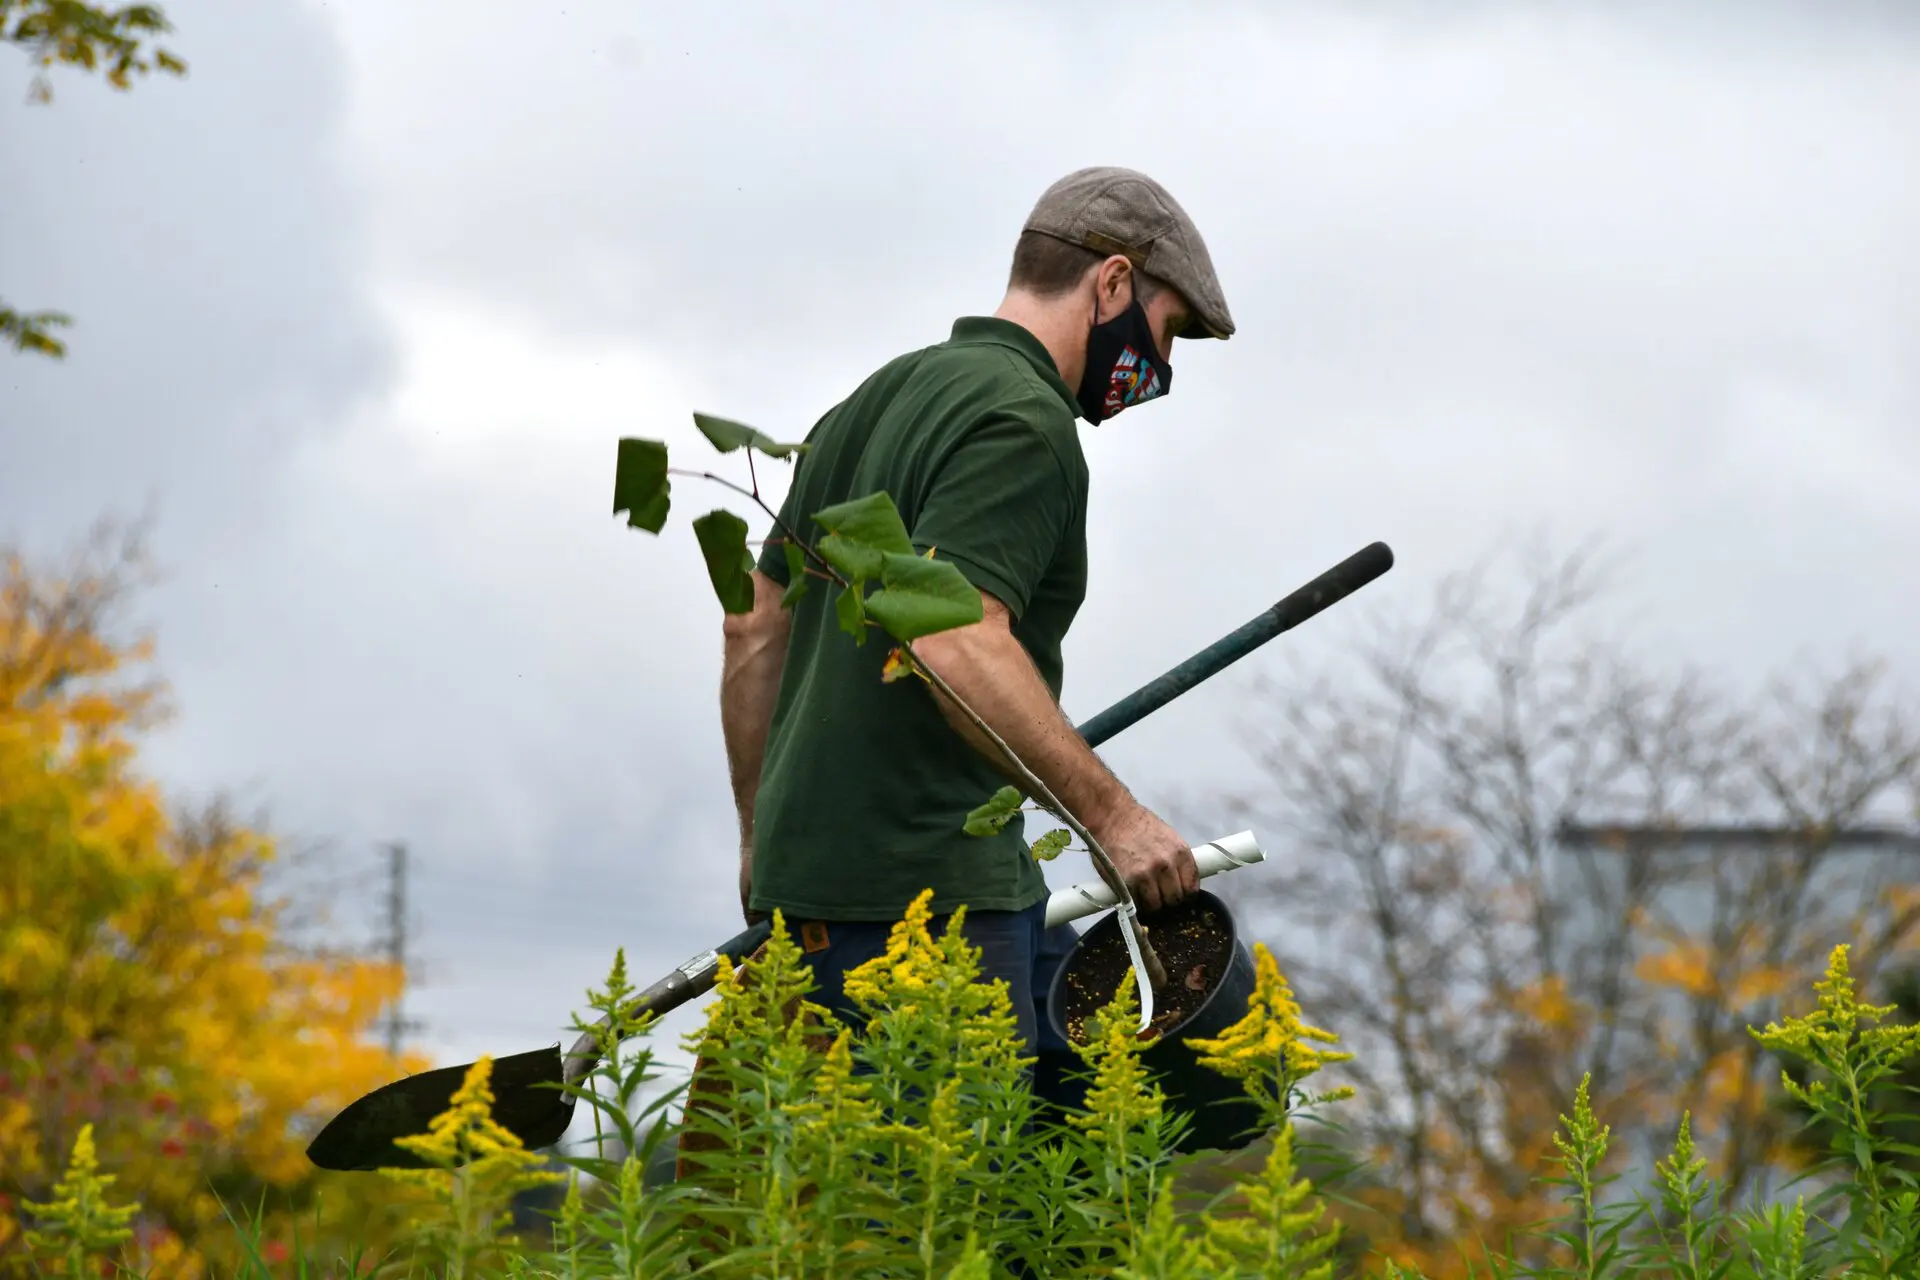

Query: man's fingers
[1160,861,1186,911]
[1131,869,1162,914]
[1178,847,1201,897]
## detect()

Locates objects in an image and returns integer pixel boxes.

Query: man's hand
[1092,800,1199,914]
[913,589,1202,916]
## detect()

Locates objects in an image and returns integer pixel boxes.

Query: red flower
[263,1240,291,1264]
[159,1138,186,1158]
[149,1091,176,1114]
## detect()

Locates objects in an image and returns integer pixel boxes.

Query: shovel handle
[1071,541,1393,748]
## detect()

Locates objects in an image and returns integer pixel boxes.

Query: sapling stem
[692,463,1172,995]
[898,644,1171,992]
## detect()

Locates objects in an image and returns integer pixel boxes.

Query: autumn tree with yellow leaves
[0,526,428,1277]
[1217,538,1920,1276]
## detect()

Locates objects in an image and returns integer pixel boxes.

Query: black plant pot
[1045,890,1263,1153]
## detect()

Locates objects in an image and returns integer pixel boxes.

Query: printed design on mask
[1103,345,1164,417]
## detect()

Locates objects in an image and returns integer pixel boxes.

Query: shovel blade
[305,1044,574,1171]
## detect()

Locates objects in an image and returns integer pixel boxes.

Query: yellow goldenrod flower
[22,1123,139,1275]
[1187,943,1353,1121]
[381,1057,563,1280]
[1070,978,1165,1145]
[1201,1124,1340,1278]
[1750,944,1920,1110]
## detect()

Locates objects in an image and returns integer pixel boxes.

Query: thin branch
[899,643,1168,989]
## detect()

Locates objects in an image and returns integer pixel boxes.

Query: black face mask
[1075,294,1172,425]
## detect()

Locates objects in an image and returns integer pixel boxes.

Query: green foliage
[19,1124,138,1279]
[1749,945,1920,1278]
[964,784,1025,836]
[5,1,187,360]
[692,411,807,459]
[0,302,72,358]
[780,541,809,607]
[864,551,983,641]
[614,417,986,648]
[692,509,755,614]
[610,438,670,532]
[836,580,868,643]
[814,491,915,583]
[46,926,1920,1278]
[1030,828,1072,862]
[3,0,187,101]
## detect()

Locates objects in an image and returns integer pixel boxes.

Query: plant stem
[898,643,1169,991]
[702,467,1171,992]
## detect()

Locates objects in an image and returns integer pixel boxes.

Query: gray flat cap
[1022,166,1234,340]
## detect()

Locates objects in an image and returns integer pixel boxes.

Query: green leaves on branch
[1,302,72,359]
[4,0,188,103]
[612,438,671,533]
[692,412,806,459]
[612,416,981,638]
[780,542,808,608]
[866,553,982,641]
[815,492,981,644]
[692,510,755,614]
[815,493,914,583]
[965,786,1025,837]
[1030,829,1072,862]
[836,586,867,644]
[964,794,1071,858]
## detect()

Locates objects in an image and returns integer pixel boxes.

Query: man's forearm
[911,601,1131,834]
[721,573,791,847]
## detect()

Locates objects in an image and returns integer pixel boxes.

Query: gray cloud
[5,1,1918,1146]
[0,0,393,546]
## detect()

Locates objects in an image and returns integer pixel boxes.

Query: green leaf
[692,509,755,614]
[835,583,868,644]
[1030,829,1071,862]
[780,541,808,609]
[691,412,806,459]
[864,552,983,642]
[612,438,671,533]
[964,786,1024,838]
[814,492,914,582]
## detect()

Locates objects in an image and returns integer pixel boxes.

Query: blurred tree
[1213,538,1920,1278]
[0,524,430,1278]
[3,0,187,359]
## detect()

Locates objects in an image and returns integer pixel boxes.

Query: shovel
[305,541,1393,1171]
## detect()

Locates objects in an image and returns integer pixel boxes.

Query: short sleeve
[910,412,1075,619]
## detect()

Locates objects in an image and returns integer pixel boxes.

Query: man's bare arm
[721,570,791,922]
[911,591,1199,912]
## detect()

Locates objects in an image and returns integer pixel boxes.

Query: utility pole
[378,841,424,1059]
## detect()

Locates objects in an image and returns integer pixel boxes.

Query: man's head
[998,167,1233,424]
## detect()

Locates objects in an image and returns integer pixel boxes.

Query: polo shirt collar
[948,317,1078,412]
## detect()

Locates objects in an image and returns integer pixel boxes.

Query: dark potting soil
[1060,899,1234,1045]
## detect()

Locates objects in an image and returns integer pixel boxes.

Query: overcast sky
[4,0,1917,1146]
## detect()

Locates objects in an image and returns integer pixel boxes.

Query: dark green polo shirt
[748,317,1089,921]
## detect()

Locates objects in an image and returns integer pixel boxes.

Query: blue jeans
[790,899,1088,1117]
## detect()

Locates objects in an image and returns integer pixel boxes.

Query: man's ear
[1094,254,1135,318]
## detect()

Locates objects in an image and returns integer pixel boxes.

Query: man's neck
[992,292,1087,391]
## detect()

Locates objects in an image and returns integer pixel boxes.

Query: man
[719,167,1234,1085]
